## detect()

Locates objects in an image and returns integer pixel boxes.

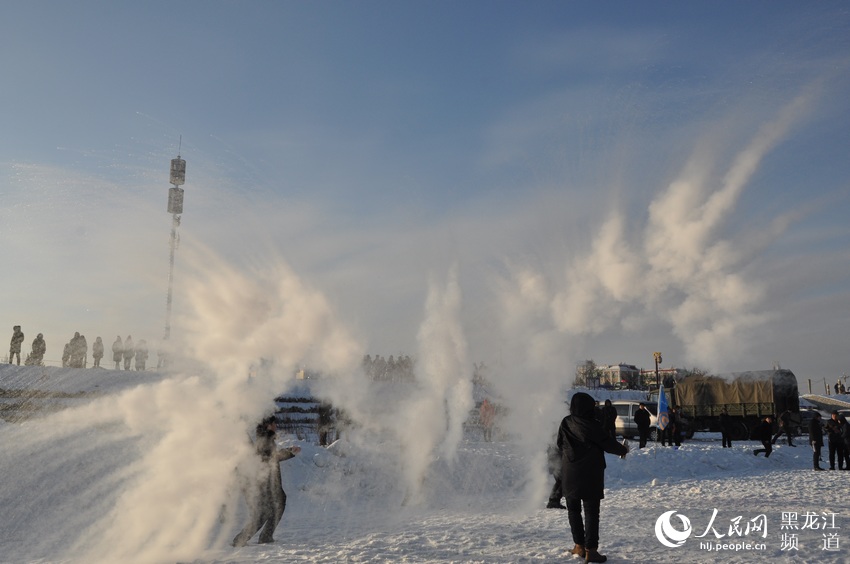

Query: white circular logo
[655,510,692,548]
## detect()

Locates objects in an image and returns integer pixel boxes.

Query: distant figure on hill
[122,335,134,370]
[9,325,24,365]
[30,333,46,366]
[601,399,617,440]
[134,339,148,371]
[92,337,104,368]
[112,336,123,369]
[752,415,774,458]
[69,332,87,368]
[62,342,71,367]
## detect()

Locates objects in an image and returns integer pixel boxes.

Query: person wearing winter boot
[557,392,629,563]
[232,415,301,547]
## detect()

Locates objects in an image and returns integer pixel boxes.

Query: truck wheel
[649,428,658,442]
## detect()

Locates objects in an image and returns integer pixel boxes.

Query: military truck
[661,369,800,441]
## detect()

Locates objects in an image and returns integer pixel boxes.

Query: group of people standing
[110,335,149,370]
[7,325,149,370]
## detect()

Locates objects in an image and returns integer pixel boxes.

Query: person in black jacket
[232,415,301,547]
[810,412,825,470]
[825,411,845,470]
[557,392,628,563]
[771,410,796,447]
[600,399,617,440]
[752,415,774,457]
[634,403,651,448]
[719,407,733,448]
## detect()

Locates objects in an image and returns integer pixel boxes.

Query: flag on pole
[657,386,669,431]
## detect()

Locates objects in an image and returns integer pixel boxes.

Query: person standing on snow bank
[112,336,123,369]
[134,339,149,371]
[122,335,134,370]
[9,325,24,365]
[30,333,46,365]
[557,392,628,563]
[92,337,104,368]
[232,415,301,547]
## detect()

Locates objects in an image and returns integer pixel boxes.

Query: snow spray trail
[472,90,819,509]
[70,245,363,564]
[397,265,473,505]
[0,244,362,564]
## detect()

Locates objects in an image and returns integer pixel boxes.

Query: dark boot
[570,544,585,558]
[585,548,607,563]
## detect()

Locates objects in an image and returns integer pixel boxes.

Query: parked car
[611,400,659,441]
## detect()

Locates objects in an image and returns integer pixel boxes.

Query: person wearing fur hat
[557,392,629,563]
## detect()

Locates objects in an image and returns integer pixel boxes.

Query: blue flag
[657,386,669,431]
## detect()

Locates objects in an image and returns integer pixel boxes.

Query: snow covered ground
[1,365,848,563]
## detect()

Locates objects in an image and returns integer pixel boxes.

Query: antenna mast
[161,144,187,369]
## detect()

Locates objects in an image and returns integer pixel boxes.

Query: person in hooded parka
[92,336,104,368]
[112,336,123,369]
[557,392,629,563]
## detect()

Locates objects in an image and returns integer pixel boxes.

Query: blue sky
[1,1,849,388]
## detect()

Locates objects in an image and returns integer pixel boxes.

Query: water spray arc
[162,148,187,367]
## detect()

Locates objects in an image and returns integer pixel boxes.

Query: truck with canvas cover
[667,369,800,441]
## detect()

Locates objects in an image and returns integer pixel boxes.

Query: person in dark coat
[839,415,850,470]
[825,411,845,470]
[9,325,24,365]
[122,335,134,370]
[810,412,825,470]
[134,339,149,371]
[661,408,680,447]
[112,336,123,369]
[30,333,47,366]
[719,407,733,448]
[317,402,334,446]
[634,403,651,448]
[232,415,301,547]
[92,337,104,368]
[545,441,565,509]
[557,392,628,563]
[771,410,796,447]
[753,415,774,457]
[600,399,617,440]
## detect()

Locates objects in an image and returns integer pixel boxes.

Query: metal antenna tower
[162,144,186,366]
